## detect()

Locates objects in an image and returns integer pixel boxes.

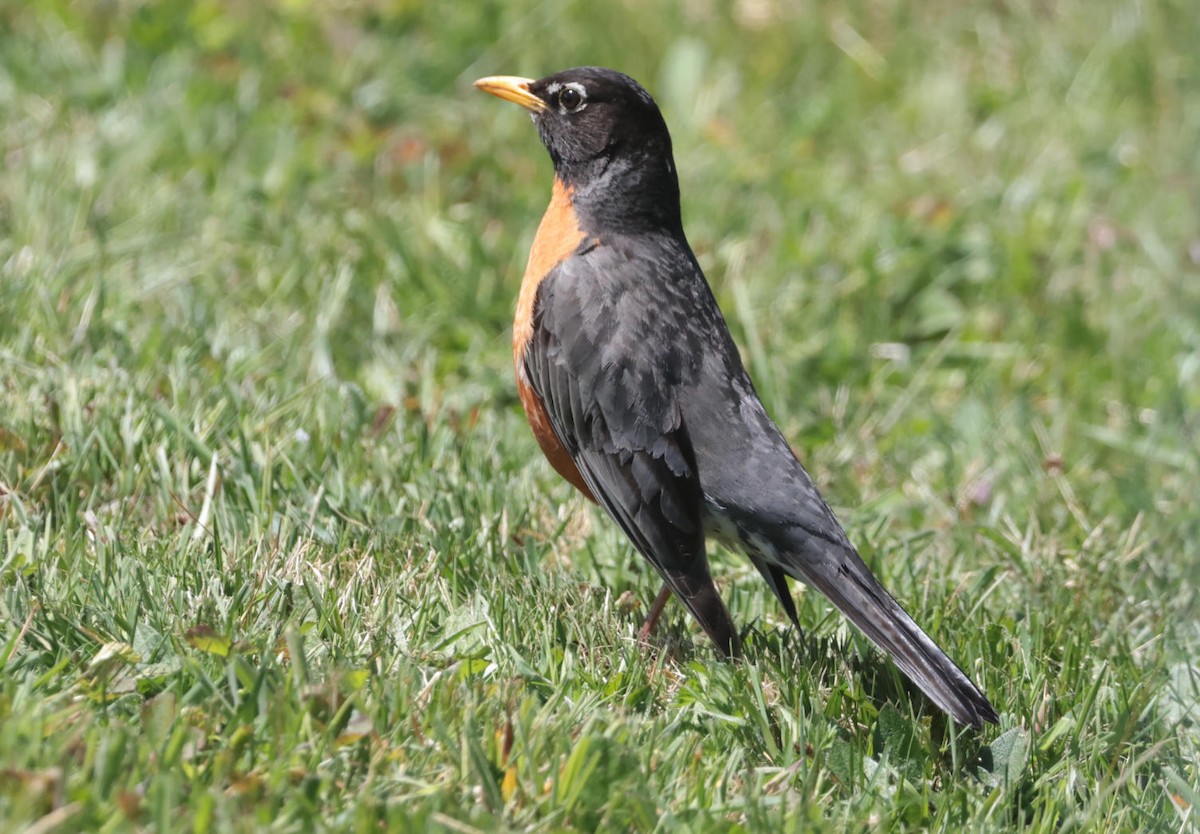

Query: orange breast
[513,178,595,502]
[513,178,585,356]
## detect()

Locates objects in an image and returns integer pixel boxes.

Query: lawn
[1,0,1197,830]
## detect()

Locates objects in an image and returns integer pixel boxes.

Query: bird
[475,67,999,728]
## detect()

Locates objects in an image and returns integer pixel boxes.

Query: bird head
[475,67,681,230]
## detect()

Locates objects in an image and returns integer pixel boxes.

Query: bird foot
[636,583,673,643]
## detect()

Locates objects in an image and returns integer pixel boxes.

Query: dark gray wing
[523,243,739,655]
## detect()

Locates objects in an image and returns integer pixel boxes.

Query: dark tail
[779,538,998,728]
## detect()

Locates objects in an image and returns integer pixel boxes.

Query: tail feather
[780,541,998,728]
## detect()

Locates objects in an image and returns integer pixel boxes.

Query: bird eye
[558,86,585,111]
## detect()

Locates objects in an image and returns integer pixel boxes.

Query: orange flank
[516,375,594,500]
[513,177,595,502]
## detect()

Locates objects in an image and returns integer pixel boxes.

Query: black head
[476,67,682,231]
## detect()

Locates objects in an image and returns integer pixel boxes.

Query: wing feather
[523,249,738,655]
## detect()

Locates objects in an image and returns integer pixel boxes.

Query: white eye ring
[550,81,587,113]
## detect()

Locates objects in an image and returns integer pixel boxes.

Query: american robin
[475,67,998,728]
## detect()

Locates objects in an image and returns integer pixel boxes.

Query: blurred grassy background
[1,0,1197,830]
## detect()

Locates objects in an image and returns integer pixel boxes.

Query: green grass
[2,0,1198,830]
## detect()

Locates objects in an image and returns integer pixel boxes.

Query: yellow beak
[474,76,546,112]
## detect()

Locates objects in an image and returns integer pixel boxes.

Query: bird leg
[637,583,673,643]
